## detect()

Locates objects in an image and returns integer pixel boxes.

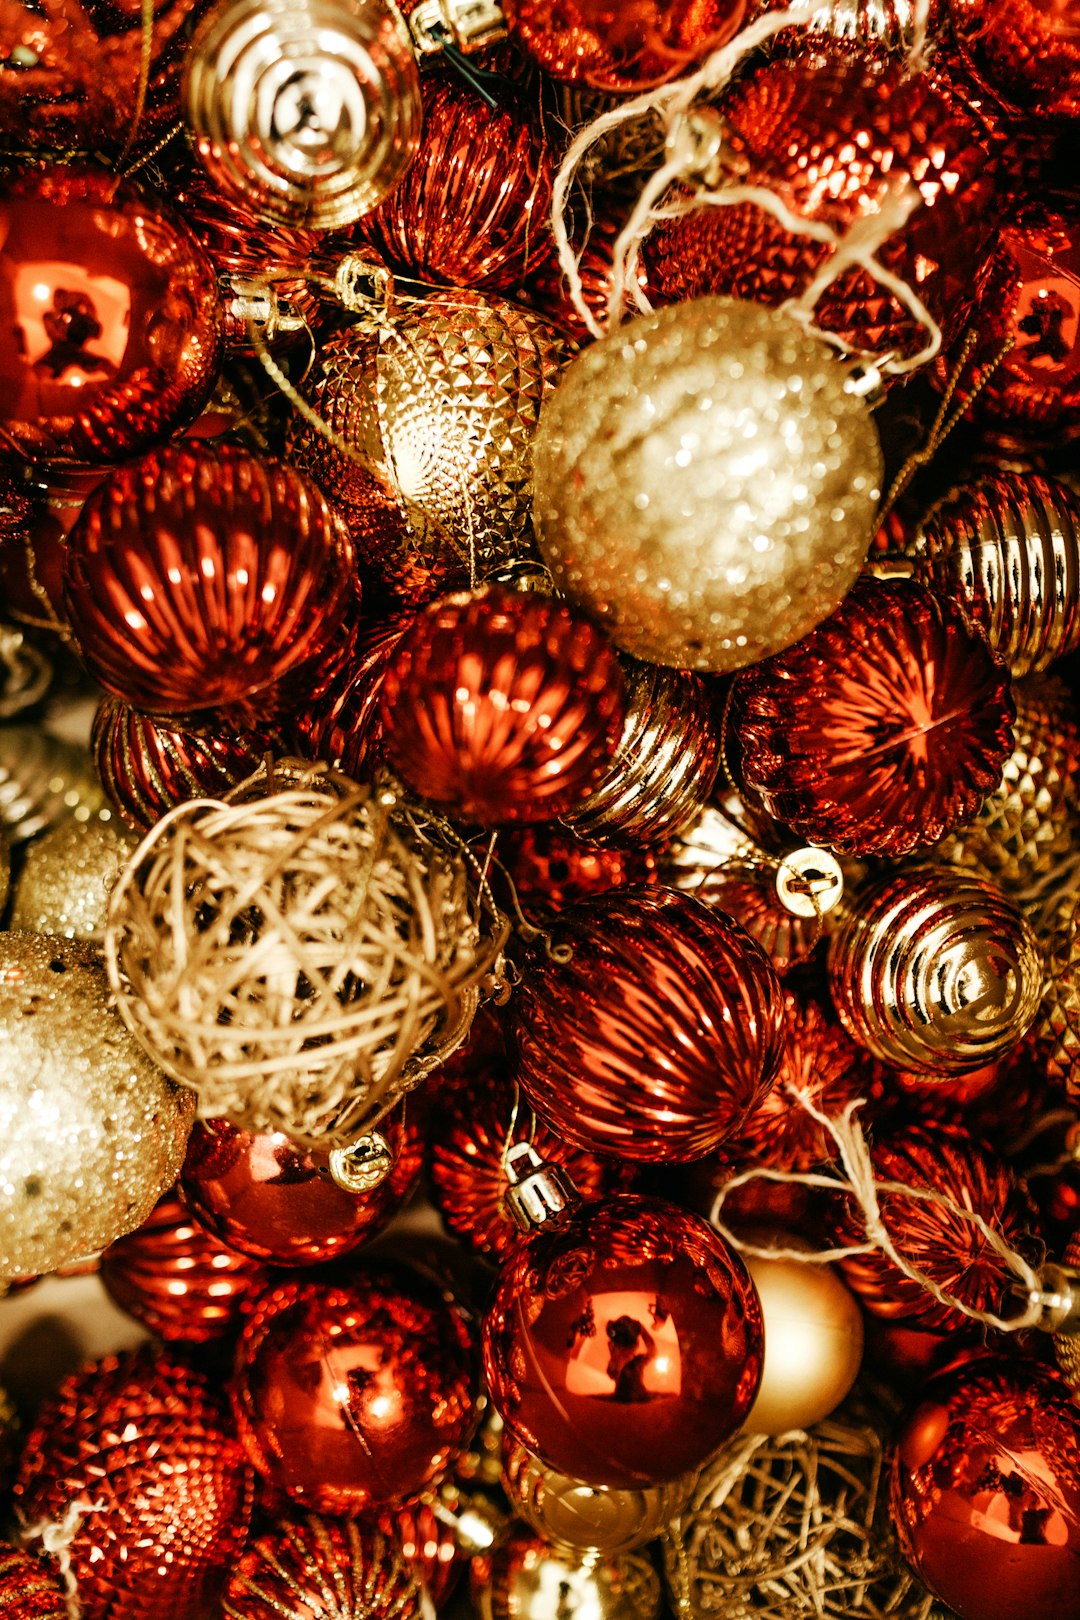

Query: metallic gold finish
[744,1246,864,1435]
[0,623,51,718]
[11,818,135,941]
[0,726,107,845]
[502,1441,692,1556]
[472,1528,662,1620]
[1055,1241,1080,1391]
[1037,888,1080,1093]
[327,1130,395,1193]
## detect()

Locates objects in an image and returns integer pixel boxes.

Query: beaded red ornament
[501,0,747,91]
[948,0,1079,121]
[0,1543,69,1619]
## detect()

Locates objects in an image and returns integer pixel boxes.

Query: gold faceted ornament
[104,761,507,1152]
[11,818,136,942]
[1036,888,1080,1094]
[502,1440,693,1557]
[0,726,107,846]
[473,1528,661,1620]
[0,932,195,1280]
[934,674,1080,897]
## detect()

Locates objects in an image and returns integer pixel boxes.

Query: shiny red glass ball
[503,0,747,91]
[294,611,414,779]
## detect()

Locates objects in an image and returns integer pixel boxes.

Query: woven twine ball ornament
[104,760,507,1153]
[1037,889,1080,1095]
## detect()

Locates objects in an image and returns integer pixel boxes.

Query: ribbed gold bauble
[1037,889,1080,1094]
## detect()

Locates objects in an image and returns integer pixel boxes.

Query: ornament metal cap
[409,0,508,53]
[775,848,845,920]
[327,1130,396,1193]
[503,1142,579,1232]
[1022,1262,1080,1336]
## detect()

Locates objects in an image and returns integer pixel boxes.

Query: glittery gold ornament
[532,298,883,673]
[471,1528,661,1620]
[934,674,1080,895]
[0,932,195,1280]
[0,827,9,916]
[502,1440,692,1557]
[11,818,136,941]
[0,726,107,845]
[1037,889,1080,1094]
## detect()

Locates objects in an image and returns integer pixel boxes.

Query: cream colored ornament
[743,1240,865,1435]
[11,818,136,941]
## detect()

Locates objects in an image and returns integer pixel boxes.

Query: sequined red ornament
[63,443,357,725]
[483,1193,763,1487]
[502,0,747,90]
[730,579,1014,857]
[231,1268,477,1513]
[180,1101,424,1266]
[646,49,998,363]
[512,888,785,1163]
[294,612,414,778]
[221,1517,423,1620]
[0,1543,68,1618]
[828,1123,1035,1333]
[948,0,1079,121]
[890,1358,1080,1620]
[14,1346,254,1620]
[359,73,552,290]
[378,587,627,825]
[0,167,222,466]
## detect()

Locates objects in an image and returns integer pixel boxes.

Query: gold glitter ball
[532,297,883,672]
[0,932,195,1280]
[11,818,136,941]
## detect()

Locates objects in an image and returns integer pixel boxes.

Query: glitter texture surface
[11,817,135,940]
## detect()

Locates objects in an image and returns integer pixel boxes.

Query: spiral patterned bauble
[512,887,785,1162]
[63,444,357,725]
[502,1441,692,1557]
[827,867,1043,1075]
[378,587,627,825]
[293,612,414,779]
[185,0,421,230]
[0,1543,69,1618]
[731,579,1015,858]
[559,658,720,846]
[222,1517,423,1620]
[1036,889,1080,1095]
[906,469,1080,676]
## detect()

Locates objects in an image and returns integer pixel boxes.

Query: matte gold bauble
[743,1240,865,1435]
[11,818,136,941]
[502,1440,692,1556]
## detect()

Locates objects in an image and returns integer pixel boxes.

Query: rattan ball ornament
[104,761,506,1154]
[11,818,135,941]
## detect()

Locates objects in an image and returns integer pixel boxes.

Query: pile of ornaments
[0,0,1077,1613]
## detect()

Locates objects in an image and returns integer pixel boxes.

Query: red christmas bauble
[646,50,998,364]
[358,73,552,291]
[0,1542,69,1617]
[380,1500,461,1610]
[730,578,1014,857]
[526,203,651,342]
[494,822,656,915]
[828,1122,1035,1333]
[231,1268,477,1513]
[101,1189,267,1343]
[92,699,284,834]
[890,1358,1080,1620]
[512,888,785,1163]
[502,0,747,91]
[221,1517,423,1620]
[948,0,1079,121]
[430,1070,629,1261]
[14,1346,254,1620]
[482,1193,763,1487]
[63,443,357,725]
[378,587,627,825]
[294,611,414,779]
[0,166,222,466]
[180,1101,424,1267]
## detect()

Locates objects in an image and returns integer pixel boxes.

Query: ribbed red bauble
[482,1194,763,1487]
[502,0,747,90]
[101,1189,266,1342]
[380,1500,461,1610]
[293,612,415,779]
[511,888,785,1163]
[358,73,552,291]
[221,1517,423,1620]
[828,1123,1035,1333]
[948,0,1079,121]
[14,1346,254,1620]
[730,579,1014,857]
[0,1543,69,1618]
[63,443,356,725]
[378,587,627,825]
[180,1101,424,1266]
[494,823,656,915]
[231,1268,477,1513]
[890,1358,1080,1620]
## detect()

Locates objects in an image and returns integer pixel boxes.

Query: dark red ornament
[101,1189,266,1343]
[63,443,357,725]
[294,611,414,779]
[646,49,998,364]
[890,1358,1080,1620]
[730,578,1014,857]
[378,587,626,825]
[948,0,1079,121]
[380,1499,461,1610]
[14,1346,254,1620]
[231,1268,477,1513]
[180,1101,424,1267]
[502,0,747,91]
[221,1517,422,1620]
[482,1193,763,1487]
[0,1542,69,1618]
[495,822,655,915]
[828,1122,1035,1333]
[0,166,222,466]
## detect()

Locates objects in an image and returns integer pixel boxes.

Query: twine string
[20,1496,106,1619]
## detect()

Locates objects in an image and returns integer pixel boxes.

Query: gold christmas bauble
[743,1241,865,1435]
[502,1440,692,1557]
[11,818,136,941]
[472,1528,661,1620]
[532,297,882,673]
[0,932,195,1280]
[0,825,9,915]
[1037,889,1080,1094]
[0,726,107,845]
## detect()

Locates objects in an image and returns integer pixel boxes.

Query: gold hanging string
[115,0,155,172]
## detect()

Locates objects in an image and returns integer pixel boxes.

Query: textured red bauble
[358,73,552,291]
[512,887,785,1163]
[495,822,656,916]
[646,50,998,364]
[482,1193,763,1487]
[180,1101,424,1267]
[828,1123,1035,1333]
[294,611,414,779]
[730,578,1014,857]
[0,1542,69,1617]
[0,166,221,466]
[101,1189,266,1343]
[221,1517,423,1620]
[14,1346,254,1620]
[231,1267,477,1513]
[380,1499,461,1611]
[378,587,627,825]
[502,0,747,91]
[63,443,357,725]
[527,202,651,342]
[890,1358,1080,1620]
[948,0,1079,121]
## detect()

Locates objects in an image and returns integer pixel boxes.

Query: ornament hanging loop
[1015,1263,1080,1337]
